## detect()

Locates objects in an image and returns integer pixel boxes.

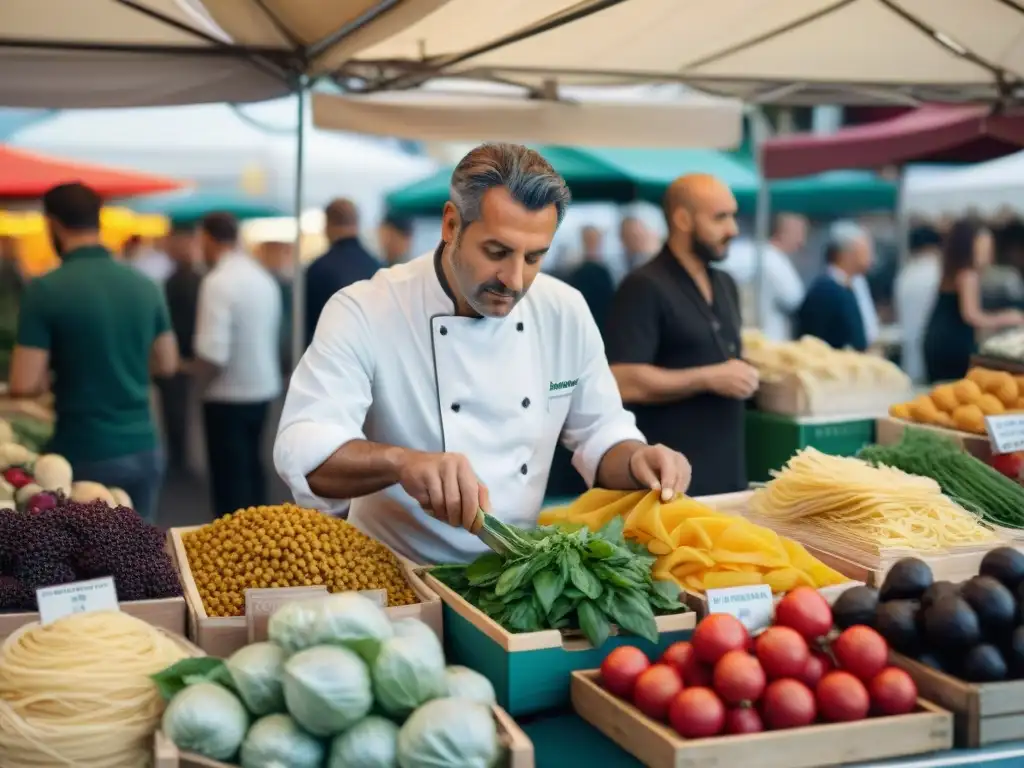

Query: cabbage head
[328,715,400,768]
[161,682,249,761]
[282,645,373,736]
[372,636,446,717]
[267,599,321,654]
[226,642,287,716]
[391,618,443,662]
[311,593,394,661]
[443,666,496,706]
[240,713,324,768]
[397,698,498,768]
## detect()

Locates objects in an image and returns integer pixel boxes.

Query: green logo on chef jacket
[549,378,579,392]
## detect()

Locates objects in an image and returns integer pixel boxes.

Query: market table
[522,711,1024,768]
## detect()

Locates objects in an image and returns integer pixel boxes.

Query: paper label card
[37,577,120,625]
[985,414,1024,455]
[705,584,774,631]
[245,586,329,643]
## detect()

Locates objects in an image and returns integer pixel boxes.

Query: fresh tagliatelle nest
[749,448,1000,557]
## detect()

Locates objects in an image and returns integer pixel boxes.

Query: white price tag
[705,585,773,631]
[36,577,120,625]
[985,414,1024,455]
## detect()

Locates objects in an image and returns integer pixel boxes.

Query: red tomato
[833,626,889,682]
[692,614,750,665]
[755,626,810,680]
[775,587,833,641]
[668,687,726,738]
[660,641,695,675]
[713,650,766,704]
[600,646,651,699]
[990,452,1024,480]
[633,664,684,721]
[761,679,817,730]
[3,467,32,489]
[724,706,764,735]
[798,651,833,689]
[816,671,870,722]
[869,667,918,716]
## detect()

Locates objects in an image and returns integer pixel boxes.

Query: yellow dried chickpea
[182,504,419,618]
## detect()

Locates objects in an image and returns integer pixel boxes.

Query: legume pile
[182,504,419,617]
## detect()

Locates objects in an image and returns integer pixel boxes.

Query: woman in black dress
[923,220,1024,383]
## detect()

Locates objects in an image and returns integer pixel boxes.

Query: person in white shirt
[719,213,807,341]
[274,143,691,564]
[193,212,283,517]
[894,226,944,383]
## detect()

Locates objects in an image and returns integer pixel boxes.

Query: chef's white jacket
[274,249,646,564]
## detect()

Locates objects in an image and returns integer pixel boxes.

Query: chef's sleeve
[604,272,660,365]
[561,292,647,487]
[274,289,375,507]
[193,274,232,367]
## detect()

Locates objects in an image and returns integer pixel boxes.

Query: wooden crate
[571,669,952,768]
[422,572,695,716]
[153,705,535,768]
[756,374,908,418]
[876,416,992,461]
[168,525,442,657]
[890,653,1024,747]
[0,596,186,639]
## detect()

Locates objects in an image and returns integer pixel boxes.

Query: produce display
[597,588,919,738]
[743,332,911,388]
[0,498,182,610]
[538,489,848,594]
[0,439,132,512]
[0,415,51,454]
[182,505,419,618]
[158,593,503,768]
[889,368,1024,434]
[981,328,1024,362]
[750,448,999,555]
[834,551,1024,683]
[860,429,1024,530]
[0,611,189,766]
[430,512,685,647]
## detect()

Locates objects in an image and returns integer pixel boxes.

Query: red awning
[762,106,1024,180]
[0,145,186,199]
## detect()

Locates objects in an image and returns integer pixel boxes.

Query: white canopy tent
[10,97,435,223]
[903,152,1024,217]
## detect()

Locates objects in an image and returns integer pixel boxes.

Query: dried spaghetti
[0,611,188,767]
[750,448,998,553]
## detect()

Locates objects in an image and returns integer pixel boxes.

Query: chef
[274,143,692,564]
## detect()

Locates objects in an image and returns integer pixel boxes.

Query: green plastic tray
[746,410,876,483]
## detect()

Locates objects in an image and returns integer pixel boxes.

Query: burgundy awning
[763,106,1024,179]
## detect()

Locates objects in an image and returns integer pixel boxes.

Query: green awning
[124,190,285,226]
[386,146,896,219]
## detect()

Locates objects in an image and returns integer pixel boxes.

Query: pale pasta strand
[750,448,998,553]
[0,611,188,767]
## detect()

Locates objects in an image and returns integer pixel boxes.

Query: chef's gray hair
[449,143,571,228]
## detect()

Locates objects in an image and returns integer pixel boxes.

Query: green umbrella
[386,146,895,219]
[122,190,285,226]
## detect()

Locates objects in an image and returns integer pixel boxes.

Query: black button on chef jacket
[604,246,746,497]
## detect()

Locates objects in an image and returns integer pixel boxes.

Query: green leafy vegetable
[152,657,232,701]
[431,517,686,647]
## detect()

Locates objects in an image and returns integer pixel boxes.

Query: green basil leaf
[506,598,542,632]
[586,539,617,560]
[532,569,565,614]
[548,594,579,624]
[651,578,683,605]
[495,562,532,596]
[593,562,641,589]
[570,562,604,601]
[608,592,659,644]
[577,599,611,648]
[599,516,626,544]
[562,585,585,600]
[467,553,505,585]
[150,658,229,701]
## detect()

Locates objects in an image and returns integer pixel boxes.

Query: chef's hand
[629,444,692,502]
[708,359,759,399]
[398,451,491,532]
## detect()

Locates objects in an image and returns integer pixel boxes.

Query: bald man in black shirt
[605,175,758,496]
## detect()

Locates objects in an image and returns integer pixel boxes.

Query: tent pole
[291,80,308,371]
[751,107,771,330]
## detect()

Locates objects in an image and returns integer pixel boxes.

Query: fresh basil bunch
[431,516,684,647]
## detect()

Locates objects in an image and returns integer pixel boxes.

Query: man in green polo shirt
[8,182,180,522]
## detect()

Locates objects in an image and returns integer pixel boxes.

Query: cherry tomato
[600,646,651,699]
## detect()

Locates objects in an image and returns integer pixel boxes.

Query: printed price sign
[245,586,329,643]
[985,413,1024,455]
[705,584,773,631]
[36,577,120,625]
